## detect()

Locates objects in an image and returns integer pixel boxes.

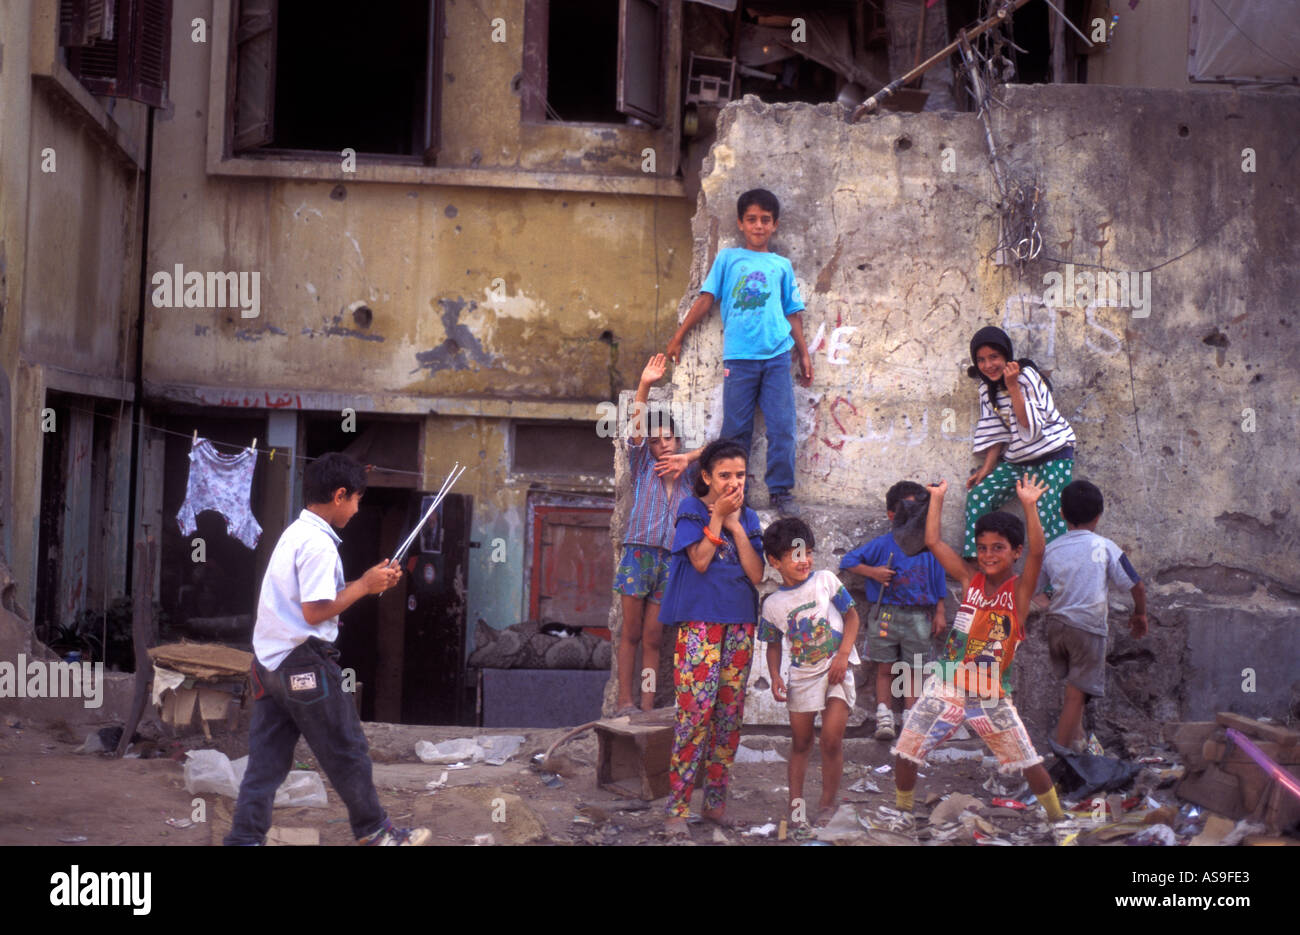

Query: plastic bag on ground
[475,734,526,766]
[184,750,328,807]
[184,749,242,798]
[416,738,484,764]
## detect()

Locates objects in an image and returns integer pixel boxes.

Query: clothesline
[56,401,431,479]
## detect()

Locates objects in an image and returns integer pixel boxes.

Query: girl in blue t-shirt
[658,440,764,837]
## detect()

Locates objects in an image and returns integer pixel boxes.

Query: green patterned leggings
[963,458,1074,557]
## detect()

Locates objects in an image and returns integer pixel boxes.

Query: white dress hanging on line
[175,438,263,549]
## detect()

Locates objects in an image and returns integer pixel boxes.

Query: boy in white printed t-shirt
[225,453,430,846]
[760,518,860,831]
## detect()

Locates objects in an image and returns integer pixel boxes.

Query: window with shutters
[227,0,445,160]
[61,0,172,109]
[522,0,667,127]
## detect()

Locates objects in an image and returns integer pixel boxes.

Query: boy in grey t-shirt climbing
[1035,480,1147,751]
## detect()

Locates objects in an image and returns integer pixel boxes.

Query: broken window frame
[225,0,446,163]
[62,0,172,109]
[521,0,669,127]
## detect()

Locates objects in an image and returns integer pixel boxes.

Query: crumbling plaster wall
[665,87,1300,737]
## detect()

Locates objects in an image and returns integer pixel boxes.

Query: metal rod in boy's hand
[390,463,466,568]
[871,553,894,622]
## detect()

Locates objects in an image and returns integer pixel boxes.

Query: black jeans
[224,639,386,845]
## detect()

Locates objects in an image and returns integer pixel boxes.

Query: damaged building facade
[2,0,1297,739]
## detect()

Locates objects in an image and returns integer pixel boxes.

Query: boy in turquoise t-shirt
[666,189,812,517]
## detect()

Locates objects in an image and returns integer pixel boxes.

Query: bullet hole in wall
[1202,328,1229,348]
[353,306,373,329]
[598,330,614,344]
[330,185,347,201]
[895,136,912,151]
[1178,124,1190,137]
[445,204,458,218]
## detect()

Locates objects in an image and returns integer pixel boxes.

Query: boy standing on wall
[666,189,812,517]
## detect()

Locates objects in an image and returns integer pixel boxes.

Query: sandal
[612,704,640,718]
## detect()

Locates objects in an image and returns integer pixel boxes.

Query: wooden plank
[1216,712,1299,747]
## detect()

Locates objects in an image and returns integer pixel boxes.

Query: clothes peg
[251,438,258,454]
[193,430,198,446]
[269,448,276,462]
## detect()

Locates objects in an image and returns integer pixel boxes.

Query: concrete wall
[0,0,148,616]
[671,87,1300,735]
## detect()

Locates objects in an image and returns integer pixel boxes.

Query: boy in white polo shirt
[225,452,430,846]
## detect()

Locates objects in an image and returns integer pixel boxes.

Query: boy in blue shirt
[665,189,812,517]
[840,481,947,741]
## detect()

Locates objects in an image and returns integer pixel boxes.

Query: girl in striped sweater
[963,326,1076,558]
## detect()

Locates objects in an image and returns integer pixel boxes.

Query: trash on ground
[183,749,327,806]
[424,771,450,792]
[741,822,777,837]
[1126,823,1177,846]
[815,804,871,843]
[472,833,495,846]
[847,777,881,794]
[164,817,196,829]
[57,835,88,843]
[929,793,983,826]
[415,737,482,764]
[873,764,892,774]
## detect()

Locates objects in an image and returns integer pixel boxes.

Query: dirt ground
[0,712,1161,847]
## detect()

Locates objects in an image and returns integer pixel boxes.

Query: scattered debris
[930,793,983,826]
[183,749,327,806]
[164,818,196,829]
[741,822,777,838]
[873,764,892,774]
[847,777,881,794]
[57,835,87,843]
[424,771,450,792]
[1126,824,1177,846]
[472,833,495,846]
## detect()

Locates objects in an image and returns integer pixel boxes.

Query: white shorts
[786,662,856,714]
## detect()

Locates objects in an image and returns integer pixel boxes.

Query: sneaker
[874,705,896,741]
[770,492,800,517]
[360,821,433,846]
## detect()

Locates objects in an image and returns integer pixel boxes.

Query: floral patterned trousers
[666,622,754,819]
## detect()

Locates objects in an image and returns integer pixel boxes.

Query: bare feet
[813,803,838,826]
[700,808,738,829]
[664,817,689,838]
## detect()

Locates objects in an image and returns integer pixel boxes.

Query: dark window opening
[273,1,428,154]
[231,0,444,161]
[525,0,666,127]
[548,0,622,122]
